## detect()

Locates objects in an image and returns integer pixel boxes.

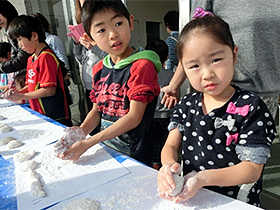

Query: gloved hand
[54,126,86,155]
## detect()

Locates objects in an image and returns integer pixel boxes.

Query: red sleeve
[90,60,103,103]
[127,59,160,103]
[39,53,58,87]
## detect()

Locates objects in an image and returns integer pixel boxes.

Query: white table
[0,101,261,210]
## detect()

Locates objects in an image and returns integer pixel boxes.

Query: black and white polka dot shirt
[169,86,276,206]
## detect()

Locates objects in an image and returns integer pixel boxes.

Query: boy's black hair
[7,15,46,43]
[0,42,11,59]
[0,0,18,28]
[164,10,179,31]
[81,0,130,40]
[32,12,51,33]
[145,39,168,65]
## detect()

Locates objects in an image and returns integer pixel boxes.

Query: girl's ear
[83,33,96,46]
[233,46,238,65]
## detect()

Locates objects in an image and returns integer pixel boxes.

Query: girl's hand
[157,162,181,200]
[174,172,203,204]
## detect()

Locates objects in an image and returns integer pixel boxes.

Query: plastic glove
[157,162,182,200]
[54,126,86,155]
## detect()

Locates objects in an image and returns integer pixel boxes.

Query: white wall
[127,0,178,48]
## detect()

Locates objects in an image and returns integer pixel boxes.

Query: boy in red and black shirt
[6,15,72,127]
[55,0,161,166]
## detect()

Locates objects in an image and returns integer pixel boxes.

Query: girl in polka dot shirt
[157,8,276,207]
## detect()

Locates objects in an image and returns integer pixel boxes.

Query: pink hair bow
[193,7,214,20]
[226,133,239,146]
[226,102,249,117]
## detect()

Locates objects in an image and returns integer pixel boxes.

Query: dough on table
[20,160,38,172]
[7,139,23,149]
[0,136,16,145]
[29,170,46,198]
[14,149,35,162]
[63,198,100,210]
[170,174,185,197]
[0,124,12,133]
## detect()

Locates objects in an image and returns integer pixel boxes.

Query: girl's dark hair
[8,15,46,43]
[164,10,179,31]
[81,0,130,40]
[32,12,51,33]
[145,39,168,65]
[0,0,18,28]
[177,15,235,61]
[0,42,11,58]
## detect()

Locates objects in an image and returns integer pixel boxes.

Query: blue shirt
[165,31,179,71]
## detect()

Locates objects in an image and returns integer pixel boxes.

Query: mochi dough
[0,136,15,145]
[0,124,12,133]
[7,139,23,149]
[170,174,185,197]
[20,160,38,172]
[14,150,35,162]
[29,170,46,198]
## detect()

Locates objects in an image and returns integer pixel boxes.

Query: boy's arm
[80,103,101,135]
[8,86,56,102]
[61,100,148,161]
[161,62,187,108]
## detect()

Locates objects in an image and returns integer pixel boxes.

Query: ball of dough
[14,150,35,162]
[7,140,23,149]
[0,125,12,133]
[20,160,38,172]
[170,174,184,197]
[63,198,99,210]
[0,136,15,145]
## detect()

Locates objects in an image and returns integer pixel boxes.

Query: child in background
[5,15,72,127]
[163,10,179,72]
[145,39,174,169]
[55,0,161,166]
[0,42,26,100]
[0,42,12,91]
[157,8,276,207]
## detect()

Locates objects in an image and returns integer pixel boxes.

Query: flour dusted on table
[63,198,99,210]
